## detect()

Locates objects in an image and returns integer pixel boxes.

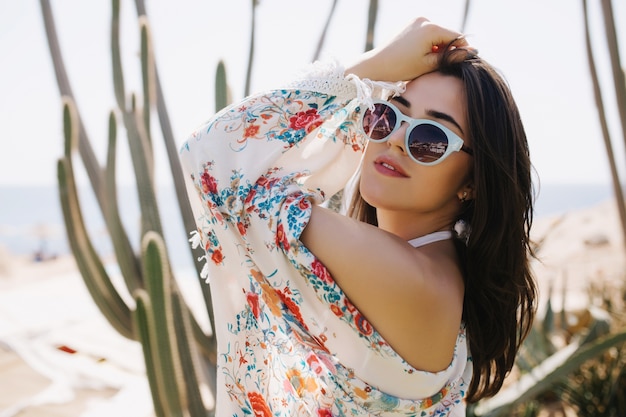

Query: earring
[459,191,468,203]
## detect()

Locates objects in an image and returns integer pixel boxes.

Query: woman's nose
[387,121,408,154]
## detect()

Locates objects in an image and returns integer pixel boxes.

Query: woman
[181,17,537,416]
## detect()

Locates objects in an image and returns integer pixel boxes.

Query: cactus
[47,0,378,413]
[57,98,133,340]
[132,0,219,335]
[133,290,166,417]
[58,91,214,416]
[470,329,626,416]
[134,231,208,416]
[467,280,623,416]
[44,0,218,414]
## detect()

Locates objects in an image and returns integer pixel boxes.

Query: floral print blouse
[180,61,472,416]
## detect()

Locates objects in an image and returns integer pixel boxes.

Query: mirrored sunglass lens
[363,104,397,140]
[408,124,449,163]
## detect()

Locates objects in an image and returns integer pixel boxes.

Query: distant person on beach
[181,17,537,416]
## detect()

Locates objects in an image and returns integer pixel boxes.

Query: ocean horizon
[0,183,617,271]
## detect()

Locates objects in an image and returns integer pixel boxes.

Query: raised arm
[300,17,472,372]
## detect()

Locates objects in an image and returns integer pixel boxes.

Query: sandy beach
[530,198,626,313]
[0,254,153,417]
[0,198,624,416]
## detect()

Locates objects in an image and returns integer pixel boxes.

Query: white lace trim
[286,59,406,109]
[345,74,406,110]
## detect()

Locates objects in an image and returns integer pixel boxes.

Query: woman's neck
[376,208,454,241]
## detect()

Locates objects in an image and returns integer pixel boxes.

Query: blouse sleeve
[180,61,403,281]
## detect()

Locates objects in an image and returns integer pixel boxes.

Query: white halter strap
[407,231,453,248]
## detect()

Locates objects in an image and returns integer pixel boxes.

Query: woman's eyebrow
[389,96,465,134]
[426,109,464,135]
[390,95,464,135]
[390,95,411,108]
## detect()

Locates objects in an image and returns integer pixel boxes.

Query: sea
[0,183,616,272]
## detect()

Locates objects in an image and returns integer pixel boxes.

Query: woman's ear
[457,183,474,203]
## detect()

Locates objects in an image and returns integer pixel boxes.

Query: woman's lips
[374,155,409,177]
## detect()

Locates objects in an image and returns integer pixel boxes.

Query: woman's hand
[345,17,474,82]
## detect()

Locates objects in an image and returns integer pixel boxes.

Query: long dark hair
[347,49,538,402]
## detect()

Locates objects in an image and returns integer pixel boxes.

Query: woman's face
[359,71,473,234]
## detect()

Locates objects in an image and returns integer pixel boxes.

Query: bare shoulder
[300,205,464,372]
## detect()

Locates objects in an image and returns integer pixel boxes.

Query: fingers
[419,19,465,51]
[430,33,472,53]
[429,31,478,64]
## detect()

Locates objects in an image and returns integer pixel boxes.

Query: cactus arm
[131,0,217,336]
[104,111,143,292]
[215,60,230,113]
[141,232,186,416]
[111,0,162,238]
[460,0,472,32]
[364,0,378,52]
[140,19,154,146]
[139,232,215,415]
[170,285,211,416]
[58,158,133,339]
[134,0,147,16]
[244,0,258,96]
[472,329,626,416]
[311,0,338,61]
[58,98,133,339]
[188,307,217,363]
[111,0,126,112]
[136,234,214,416]
[153,50,218,338]
[122,100,162,237]
[133,289,167,417]
[39,0,105,205]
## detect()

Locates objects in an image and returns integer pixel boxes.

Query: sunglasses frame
[361,99,472,166]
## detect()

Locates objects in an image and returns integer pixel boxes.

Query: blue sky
[1,0,625,187]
